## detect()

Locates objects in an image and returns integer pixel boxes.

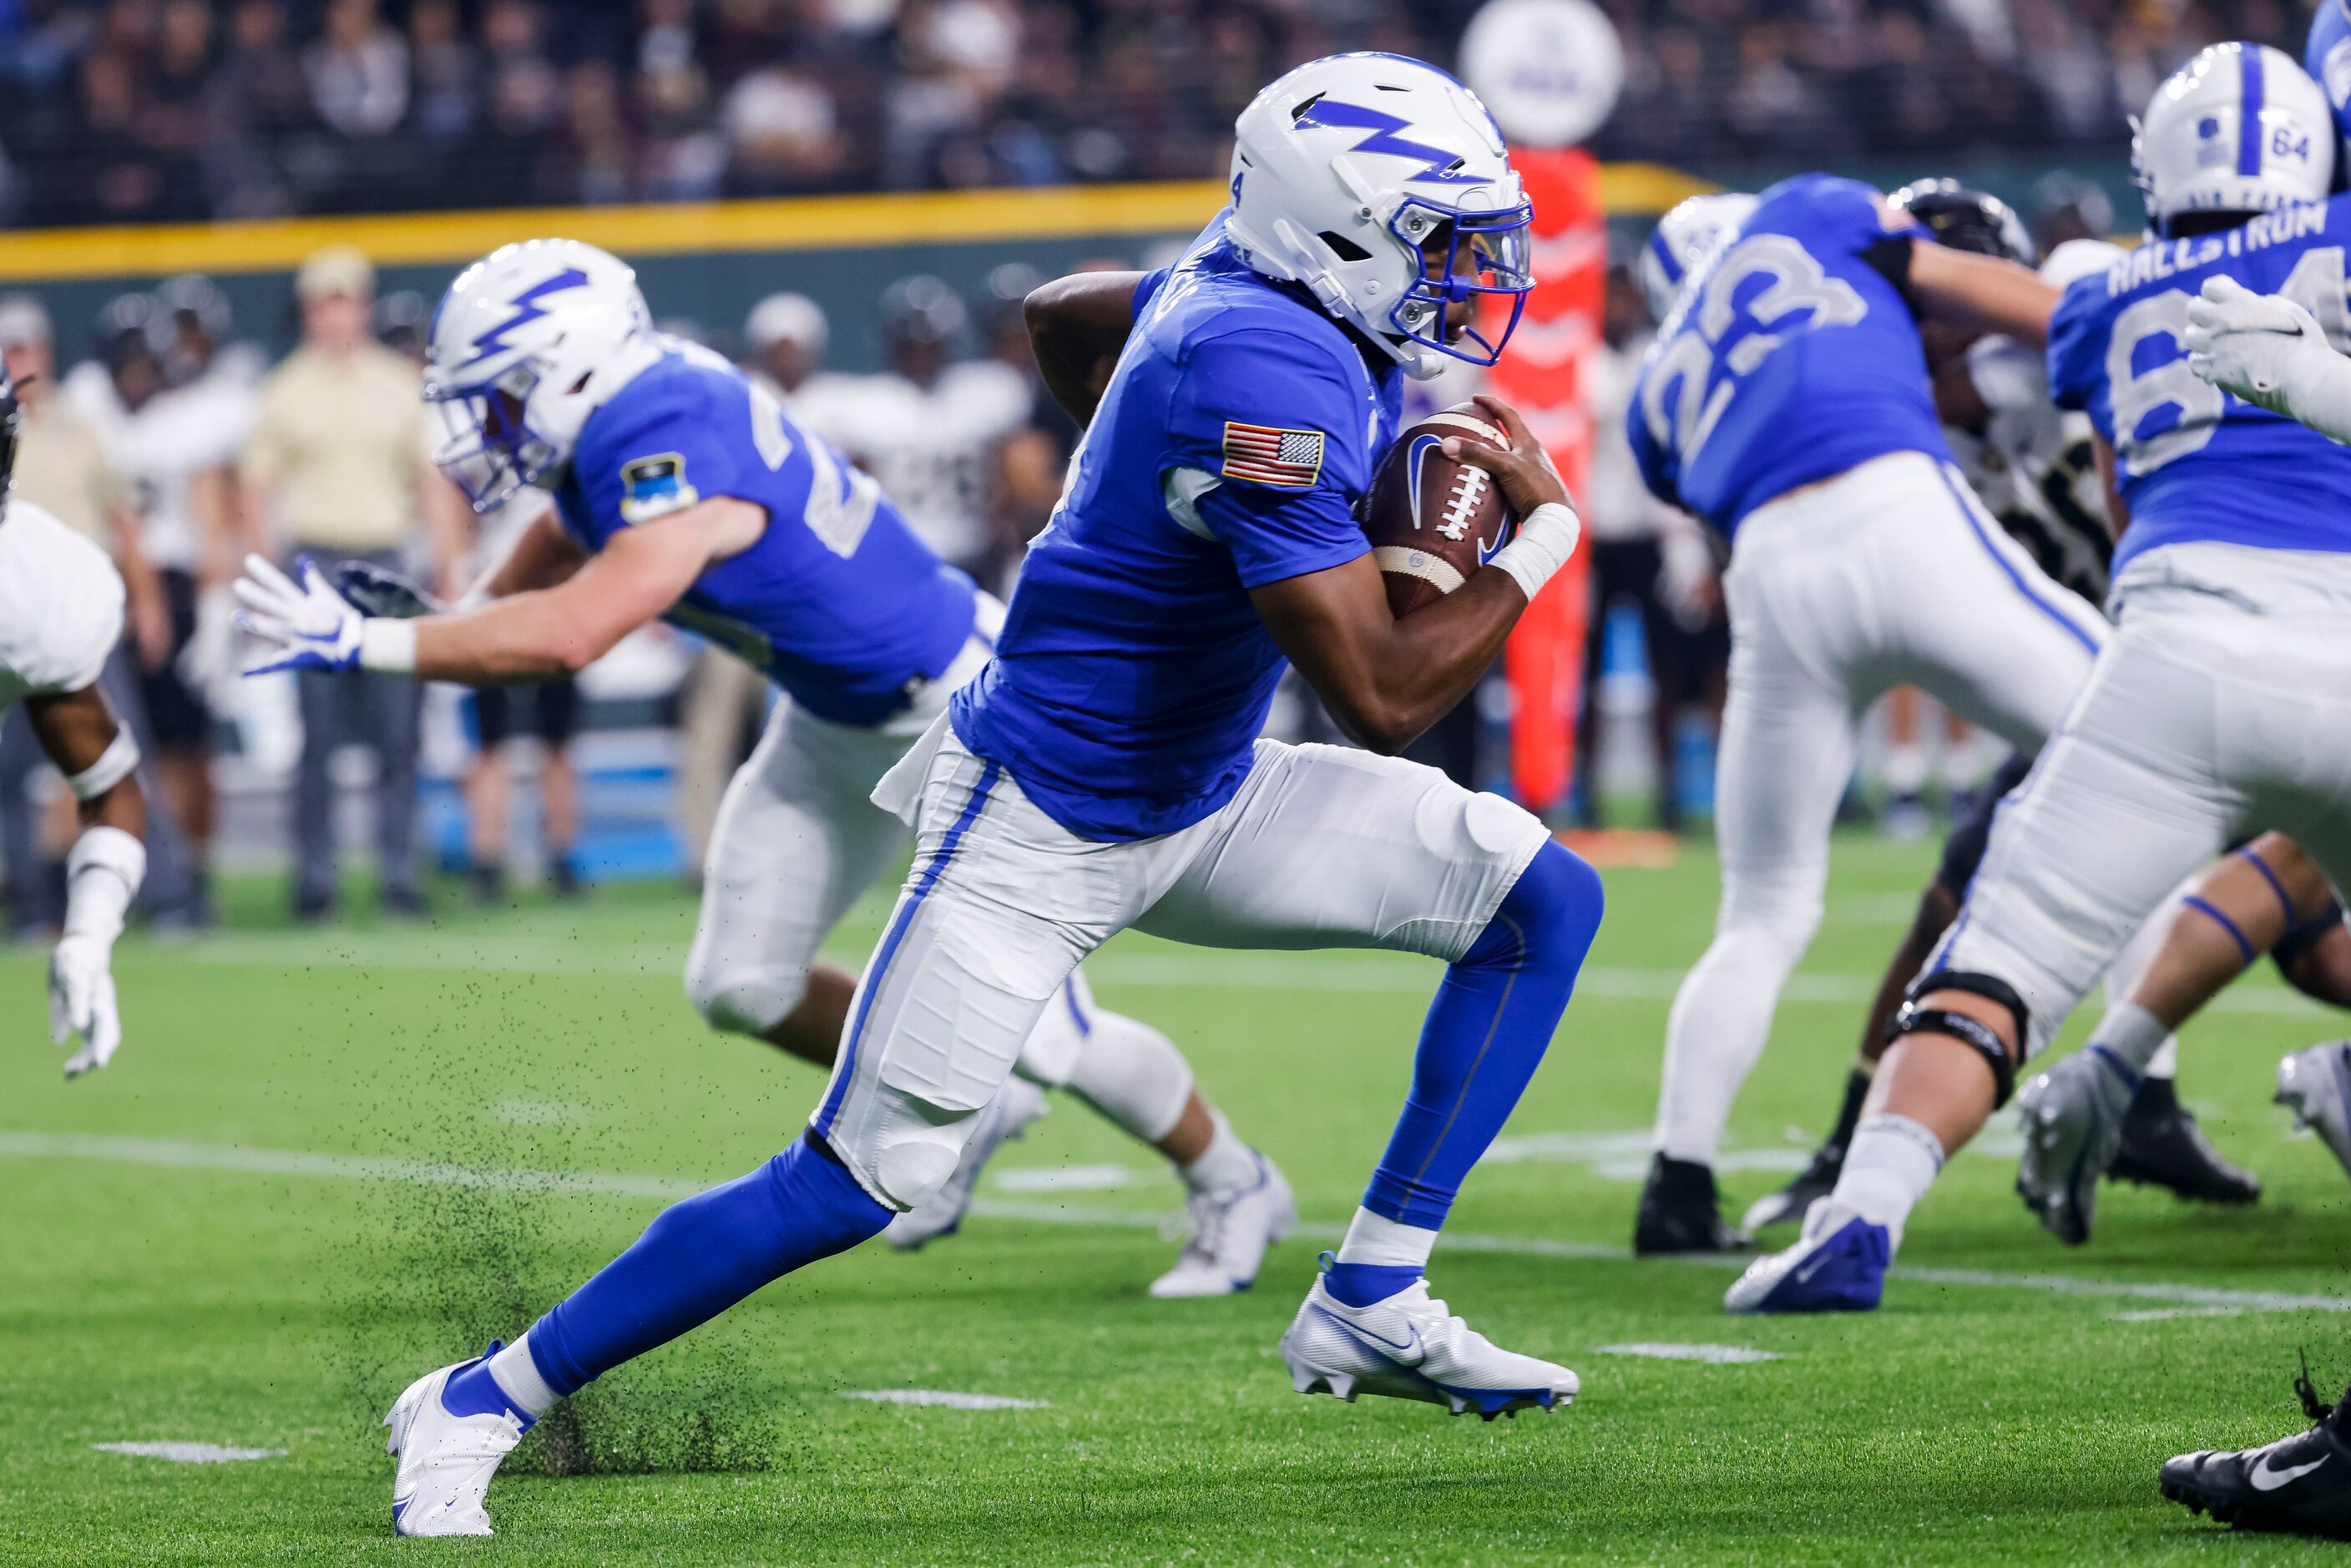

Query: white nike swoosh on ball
[2250,1454,2328,1491]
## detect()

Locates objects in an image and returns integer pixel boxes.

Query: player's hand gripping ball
[1362,396,1561,615]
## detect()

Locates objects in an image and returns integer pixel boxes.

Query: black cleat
[1634,1155,1750,1255]
[1741,1143,1844,1233]
[2162,1358,2351,1539]
[2108,1077,2261,1206]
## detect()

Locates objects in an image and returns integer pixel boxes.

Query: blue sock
[519,1133,892,1399]
[1359,839,1604,1230]
[1323,1261,1422,1307]
[439,1342,521,1423]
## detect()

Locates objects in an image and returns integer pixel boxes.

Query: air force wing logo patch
[1221,422,1326,488]
[619,453,700,524]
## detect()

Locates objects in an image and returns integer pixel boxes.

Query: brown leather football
[1362,402,1519,617]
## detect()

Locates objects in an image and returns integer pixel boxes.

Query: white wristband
[1488,501,1583,603]
[63,825,144,943]
[358,618,419,674]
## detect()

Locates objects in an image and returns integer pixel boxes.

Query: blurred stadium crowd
[0,0,2303,227]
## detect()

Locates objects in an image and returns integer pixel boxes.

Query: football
[1361,403,1520,617]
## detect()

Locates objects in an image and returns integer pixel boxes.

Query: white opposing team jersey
[0,501,126,710]
[796,361,1029,570]
[1941,242,2125,609]
[64,362,256,574]
[1944,337,2111,606]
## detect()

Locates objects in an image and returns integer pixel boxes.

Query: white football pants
[1938,544,2351,1059]
[814,721,1551,1211]
[1655,451,2109,1165]
[681,595,1195,1141]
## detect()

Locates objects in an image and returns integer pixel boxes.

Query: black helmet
[879,275,968,349]
[1888,178,2037,267]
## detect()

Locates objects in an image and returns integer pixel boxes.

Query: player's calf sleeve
[1830,1113,1944,1249]
[1356,839,1603,1234]
[1063,1009,1195,1146]
[517,1135,890,1401]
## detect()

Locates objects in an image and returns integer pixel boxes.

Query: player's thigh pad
[819,741,1156,1207]
[684,700,913,1034]
[1134,741,1549,964]
[1934,626,2235,1058]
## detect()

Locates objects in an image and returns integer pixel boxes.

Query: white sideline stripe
[2107,1307,2247,1323]
[840,1389,1048,1410]
[1595,1343,1783,1363]
[6,1131,2343,1316]
[93,1441,286,1464]
[165,938,2331,1015]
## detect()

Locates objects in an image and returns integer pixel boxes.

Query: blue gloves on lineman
[234,555,368,674]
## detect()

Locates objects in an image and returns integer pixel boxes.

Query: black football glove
[330,560,444,620]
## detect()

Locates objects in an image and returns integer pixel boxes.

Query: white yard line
[92,1441,286,1463]
[3,1130,2340,1318]
[1595,1343,1783,1363]
[840,1389,1048,1410]
[164,938,2332,1017]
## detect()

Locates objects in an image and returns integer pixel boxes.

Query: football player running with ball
[1625,173,2105,1255]
[1729,43,2351,1315]
[331,52,1600,1536]
[0,371,149,1080]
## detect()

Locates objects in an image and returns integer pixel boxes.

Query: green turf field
[5,834,2348,1564]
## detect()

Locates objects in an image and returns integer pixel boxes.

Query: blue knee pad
[1360,839,1605,1231]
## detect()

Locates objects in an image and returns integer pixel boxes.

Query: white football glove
[49,933,120,1077]
[2184,276,2351,444]
[235,555,366,674]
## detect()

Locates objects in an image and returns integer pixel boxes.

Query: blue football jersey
[951,212,1401,842]
[2308,0,2351,153]
[2045,199,2351,574]
[1626,174,1950,538]
[552,342,976,726]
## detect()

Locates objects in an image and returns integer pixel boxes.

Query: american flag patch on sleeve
[1221,422,1327,488]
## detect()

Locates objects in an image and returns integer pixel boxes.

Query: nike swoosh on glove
[235,554,366,674]
[49,933,121,1077]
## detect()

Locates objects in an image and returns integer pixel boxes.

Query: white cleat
[2014,1046,2137,1246]
[2278,1040,2351,1181]
[1149,1151,1297,1297]
[885,1075,1049,1251]
[384,1351,525,1538]
[1277,1269,1577,1420]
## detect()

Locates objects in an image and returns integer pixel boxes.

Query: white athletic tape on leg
[66,729,139,801]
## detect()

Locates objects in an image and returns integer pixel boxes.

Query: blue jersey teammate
[236,238,1305,1534]
[1730,43,2351,1318]
[1623,173,2100,1261]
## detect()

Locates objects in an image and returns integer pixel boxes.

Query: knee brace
[1894,969,2028,1109]
[684,954,809,1037]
